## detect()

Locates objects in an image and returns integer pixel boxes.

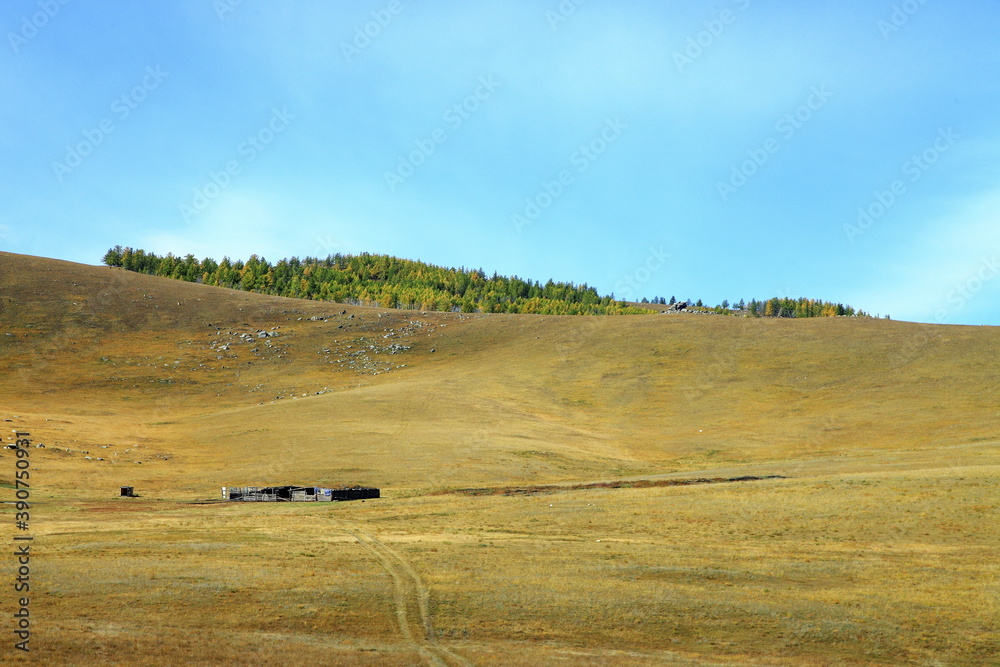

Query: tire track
[336,521,471,667]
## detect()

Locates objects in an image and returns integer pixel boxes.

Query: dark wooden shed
[224,485,379,502]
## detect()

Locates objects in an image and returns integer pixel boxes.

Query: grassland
[1,251,998,665]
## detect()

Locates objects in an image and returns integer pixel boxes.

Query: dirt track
[334,520,472,667]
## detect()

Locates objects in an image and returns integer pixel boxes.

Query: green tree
[102,245,124,267]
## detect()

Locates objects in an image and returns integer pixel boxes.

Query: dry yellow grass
[1,251,998,665]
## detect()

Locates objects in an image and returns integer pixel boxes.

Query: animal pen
[223,485,380,502]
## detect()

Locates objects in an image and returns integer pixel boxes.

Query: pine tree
[102,245,124,267]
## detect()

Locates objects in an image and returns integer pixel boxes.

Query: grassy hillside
[1,251,995,492]
[1,251,997,665]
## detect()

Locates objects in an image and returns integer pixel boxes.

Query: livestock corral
[223,484,380,502]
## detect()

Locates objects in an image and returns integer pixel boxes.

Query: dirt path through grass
[335,520,471,667]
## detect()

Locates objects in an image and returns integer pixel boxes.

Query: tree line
[643,296,872,318]
[102,246,871,318]
[101,246,654,315]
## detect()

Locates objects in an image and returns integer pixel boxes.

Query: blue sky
[2,0,999,324]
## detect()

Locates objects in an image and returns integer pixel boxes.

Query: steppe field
[1,251,998,666]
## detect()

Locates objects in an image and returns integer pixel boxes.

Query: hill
[0,251,997,665]
[1,251,994,489]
